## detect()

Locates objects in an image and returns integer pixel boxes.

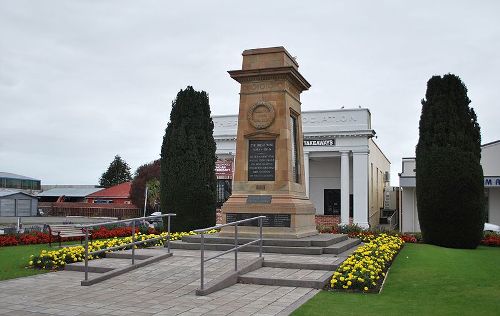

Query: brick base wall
[314,215,341,227]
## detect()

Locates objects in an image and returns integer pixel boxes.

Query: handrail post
[84,228,89,281]
[259,217,263,258]
[167,215,171,253]
[200,232,205,290]
[131,220,135,265]
[234,224,238,271]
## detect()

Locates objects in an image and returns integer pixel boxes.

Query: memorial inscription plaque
[246,195,272,204]
[226,213,291,227]
[248,140,275,181]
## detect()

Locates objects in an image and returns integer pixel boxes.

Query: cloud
[0,0,499,185]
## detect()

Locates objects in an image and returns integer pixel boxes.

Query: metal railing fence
[78,213,176,282]
[194,215,266,291]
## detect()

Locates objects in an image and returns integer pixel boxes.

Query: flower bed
[0,226,158,247]
[481,233,500,247]
[330,234,404,293]
[28,230,218,270]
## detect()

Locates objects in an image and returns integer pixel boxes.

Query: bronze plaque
[248,140,275,181]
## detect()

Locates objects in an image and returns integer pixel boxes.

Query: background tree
[160,86,217,232]
[99,155,132,188]
[130,160,160,210]
[416,74,484,249]
[146,178,160,212]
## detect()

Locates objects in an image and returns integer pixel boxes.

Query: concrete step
[238,267,332,289]
[181,233,348,248]
[262,260,339,271]
[322,238,361,254]
[65,258,134,273]
[170,241,324,255]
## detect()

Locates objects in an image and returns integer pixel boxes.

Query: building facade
[399,140,500,232]
[214,108,390,228]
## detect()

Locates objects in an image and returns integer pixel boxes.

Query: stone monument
[220,47,317,238]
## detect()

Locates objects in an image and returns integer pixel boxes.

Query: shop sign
[303,138,335,146]
[216,159,233,178]
[484,177,500,187]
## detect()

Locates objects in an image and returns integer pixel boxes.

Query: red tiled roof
[87,182,132,198]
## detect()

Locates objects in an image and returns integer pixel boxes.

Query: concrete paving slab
[0,247,335,315]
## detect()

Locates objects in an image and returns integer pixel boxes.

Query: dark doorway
[216,179,232,208]
[324,189,340,215]
[349,194,353,218]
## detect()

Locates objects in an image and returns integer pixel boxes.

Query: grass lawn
[293,243,500,316]
[0,242,76,281]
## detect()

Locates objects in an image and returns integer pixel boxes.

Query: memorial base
[220,194,318,239]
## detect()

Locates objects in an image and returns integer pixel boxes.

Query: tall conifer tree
[160,87,217,232]
[416,74,484,248]
[99,155,132,188]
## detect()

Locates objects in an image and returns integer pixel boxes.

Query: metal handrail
[81,213,176,283]
[198,215,266,291]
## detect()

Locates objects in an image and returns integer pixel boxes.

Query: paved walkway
[0,249,322,316]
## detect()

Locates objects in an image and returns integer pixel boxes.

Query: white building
[399,140,500,232]
[214,108,390,228]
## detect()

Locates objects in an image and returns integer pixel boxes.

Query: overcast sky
[1,0,499,185]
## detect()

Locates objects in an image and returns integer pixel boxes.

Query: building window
[94,199,113,204]
[290,115,300,183]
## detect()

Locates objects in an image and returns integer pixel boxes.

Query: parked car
[147,212,163,224]
[484,223,500,232]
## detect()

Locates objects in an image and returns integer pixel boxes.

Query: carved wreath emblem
[248,102,275,129]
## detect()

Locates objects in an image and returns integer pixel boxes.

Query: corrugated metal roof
[37,187,102,197]
[0,189,35,198]
[0,172,40,181]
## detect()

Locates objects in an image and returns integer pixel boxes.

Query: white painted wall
[308,157,354,215]
[488,188,500,225]
[401,158,416,177]
[482,141,500,176]
[401,187,420,232]
[368,140,391,227]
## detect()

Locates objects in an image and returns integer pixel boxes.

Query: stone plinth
[221,47,317,238]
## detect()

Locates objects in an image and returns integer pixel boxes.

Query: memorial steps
[169,233,361,255]
[172,233,361,290]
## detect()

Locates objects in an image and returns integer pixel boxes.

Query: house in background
[36,182,138,218]
[399,140,500,232]
[85,182,133,204]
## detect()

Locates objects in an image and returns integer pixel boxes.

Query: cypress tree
[160,86,217,232]
[416,74,484,249]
